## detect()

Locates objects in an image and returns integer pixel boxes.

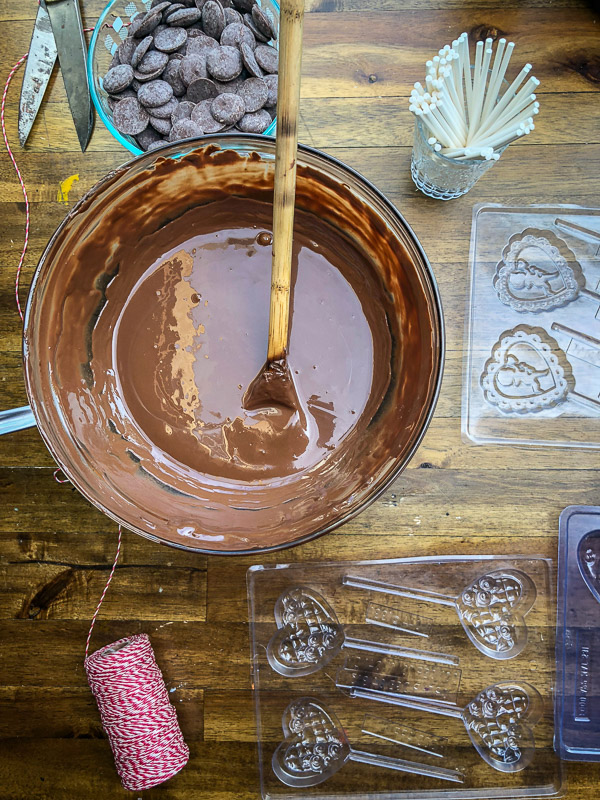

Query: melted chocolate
[24,142,442,552]
[113,199,388,480]
[243,358,299,413]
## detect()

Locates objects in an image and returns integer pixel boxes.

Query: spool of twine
[84,633,189,791]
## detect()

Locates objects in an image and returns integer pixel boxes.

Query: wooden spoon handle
[267,0,305,362]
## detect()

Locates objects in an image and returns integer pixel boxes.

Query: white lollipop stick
[480,38,507,120]
[477,73,537,137]
[439,74,466,123]
[429,103,463,147]
[460,33,473,118]
[473,40,515,136]
[444,125,526,157]
[438,85,468,137]
[418,110,454,148]
[484,91,538,136]
[467,41,486,141]
[450,42,466,115]
[491,40,515,96]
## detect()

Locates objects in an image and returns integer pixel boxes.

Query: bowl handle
[0,405,36,435]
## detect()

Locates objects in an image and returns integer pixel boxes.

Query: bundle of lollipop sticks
[409,32,540,161]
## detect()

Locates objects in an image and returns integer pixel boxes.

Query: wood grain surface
[1,0,600,798]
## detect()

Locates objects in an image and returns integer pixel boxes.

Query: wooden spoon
[243,0,305,411]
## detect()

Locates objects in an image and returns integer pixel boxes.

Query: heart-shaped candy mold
[494,229,585,313]
[272,698,350,787]
[457,570,536,659]
[463,682,543,772]
[481,326,574,414]
[266,587,345,677]
[343,569,536,660]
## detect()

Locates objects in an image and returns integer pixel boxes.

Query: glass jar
[411,118,508,200]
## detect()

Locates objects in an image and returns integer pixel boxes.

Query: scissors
[19,0,93,151]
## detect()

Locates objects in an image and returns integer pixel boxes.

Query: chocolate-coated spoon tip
[242,356,300,412]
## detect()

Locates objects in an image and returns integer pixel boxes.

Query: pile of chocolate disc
[102,0,279,151]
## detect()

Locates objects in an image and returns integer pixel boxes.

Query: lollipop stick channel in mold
[361,713,449,758]
[551,321,600,350]
[555,217,600,255]
[336,654,461,705]
[343,570,536,660]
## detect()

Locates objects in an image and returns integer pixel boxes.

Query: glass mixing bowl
[88,0,278,156]
[24,135,443,554]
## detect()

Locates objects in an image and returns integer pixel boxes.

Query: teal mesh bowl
[88,0,278,155]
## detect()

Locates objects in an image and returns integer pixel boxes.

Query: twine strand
[3,53,188,791]
[2,53,29,321]
[85,526,122,660]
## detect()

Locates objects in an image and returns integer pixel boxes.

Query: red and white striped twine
[53,467,70,484]
[2,20,95,321]
[85,634,190,791]
[2,53,29,322]
[4,53,189,792]
[85,526,123,660]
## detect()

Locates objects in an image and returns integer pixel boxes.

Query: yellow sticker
[57,174,79,205]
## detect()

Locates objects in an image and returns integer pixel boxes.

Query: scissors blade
[18,3,58,147]
[44,0,93,152]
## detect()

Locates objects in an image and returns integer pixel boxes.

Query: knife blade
[44,0,93,152]
[18,3,58,147]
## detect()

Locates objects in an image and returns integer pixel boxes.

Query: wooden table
[1,0,599,797]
